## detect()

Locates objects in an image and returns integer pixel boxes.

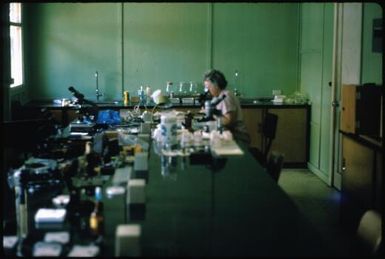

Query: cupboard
[340,134,383,232]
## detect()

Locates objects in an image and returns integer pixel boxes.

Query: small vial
[95,186,102,202]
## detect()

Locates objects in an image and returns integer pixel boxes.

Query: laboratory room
[2,2,384,257]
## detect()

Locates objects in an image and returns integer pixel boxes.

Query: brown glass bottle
[89,187,104,236]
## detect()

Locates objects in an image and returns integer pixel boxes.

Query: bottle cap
[95,186,102,201]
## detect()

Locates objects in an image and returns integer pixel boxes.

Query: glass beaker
[166,81,174,97]
[189,81,198,96]
[179,82,189,97]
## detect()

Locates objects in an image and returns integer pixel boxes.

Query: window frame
[9,2,24,90]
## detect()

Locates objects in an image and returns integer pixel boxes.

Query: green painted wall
[300,3,323,171]
[24,3,121,100]
[24,3,300,101]
[123,3,210,94]
[361,3,382,85]
[212,3,300,97]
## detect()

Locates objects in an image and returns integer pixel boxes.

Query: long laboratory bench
[5,125,332,257]
[131,141,329,256]
[22,100,310,167]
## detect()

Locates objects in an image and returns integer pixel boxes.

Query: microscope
[7,158,63,255]
[197,94,226,133]
[68,86,99,133]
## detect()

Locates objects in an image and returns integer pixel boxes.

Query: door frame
[331,3,363,190]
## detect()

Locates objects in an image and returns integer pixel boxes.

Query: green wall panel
[300,4,324,51]
[25,3,121,101]
[212,3,300,97]
[300,52,322,121]
[319,3,334,175]
[361,3,382,85]
[300,3,332,177]
[300,3,335,180]
[123,3,210,95]
[23,3,301,101]
[309,122,320,167]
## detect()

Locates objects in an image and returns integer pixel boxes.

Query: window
[9,3,23,88]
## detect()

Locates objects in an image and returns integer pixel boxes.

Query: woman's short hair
[203,69,228,90]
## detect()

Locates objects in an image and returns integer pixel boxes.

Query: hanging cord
[152,103,159,114]
[133,103,141,117]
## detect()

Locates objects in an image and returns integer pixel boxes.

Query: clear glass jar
[166,81,173,97]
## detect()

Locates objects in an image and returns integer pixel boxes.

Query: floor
[278,169,359,257]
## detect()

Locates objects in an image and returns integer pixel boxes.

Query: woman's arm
[220,111,236,127]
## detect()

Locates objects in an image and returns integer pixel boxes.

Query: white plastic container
[160,112,178,149]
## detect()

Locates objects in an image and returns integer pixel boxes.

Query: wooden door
[340,85,357,133]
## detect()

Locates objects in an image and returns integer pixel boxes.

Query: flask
[89,186,104,236]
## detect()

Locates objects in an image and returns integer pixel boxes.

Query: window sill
[10,84,24,95]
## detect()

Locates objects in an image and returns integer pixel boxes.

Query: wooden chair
[356,209,383,255]
[265,151,284,182]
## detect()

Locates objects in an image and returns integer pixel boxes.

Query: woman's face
[204,80,221,97]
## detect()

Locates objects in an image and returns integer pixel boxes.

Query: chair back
[265,151,284,182]
[263,112,278,139]
[249,112,279,166]
[356,210,382,255]
[262,113,278,159]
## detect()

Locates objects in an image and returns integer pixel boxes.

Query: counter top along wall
[23,100,311,168]
[339,130,382,153]
[24,99,310,110]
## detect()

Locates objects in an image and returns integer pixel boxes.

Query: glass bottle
[89,186,104,237]
[123,91,130,105]
[85,141,100,177]
[138,85,146,104]
[179,82,185,97]
[189,81,198,97]
[77,141,90,176]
